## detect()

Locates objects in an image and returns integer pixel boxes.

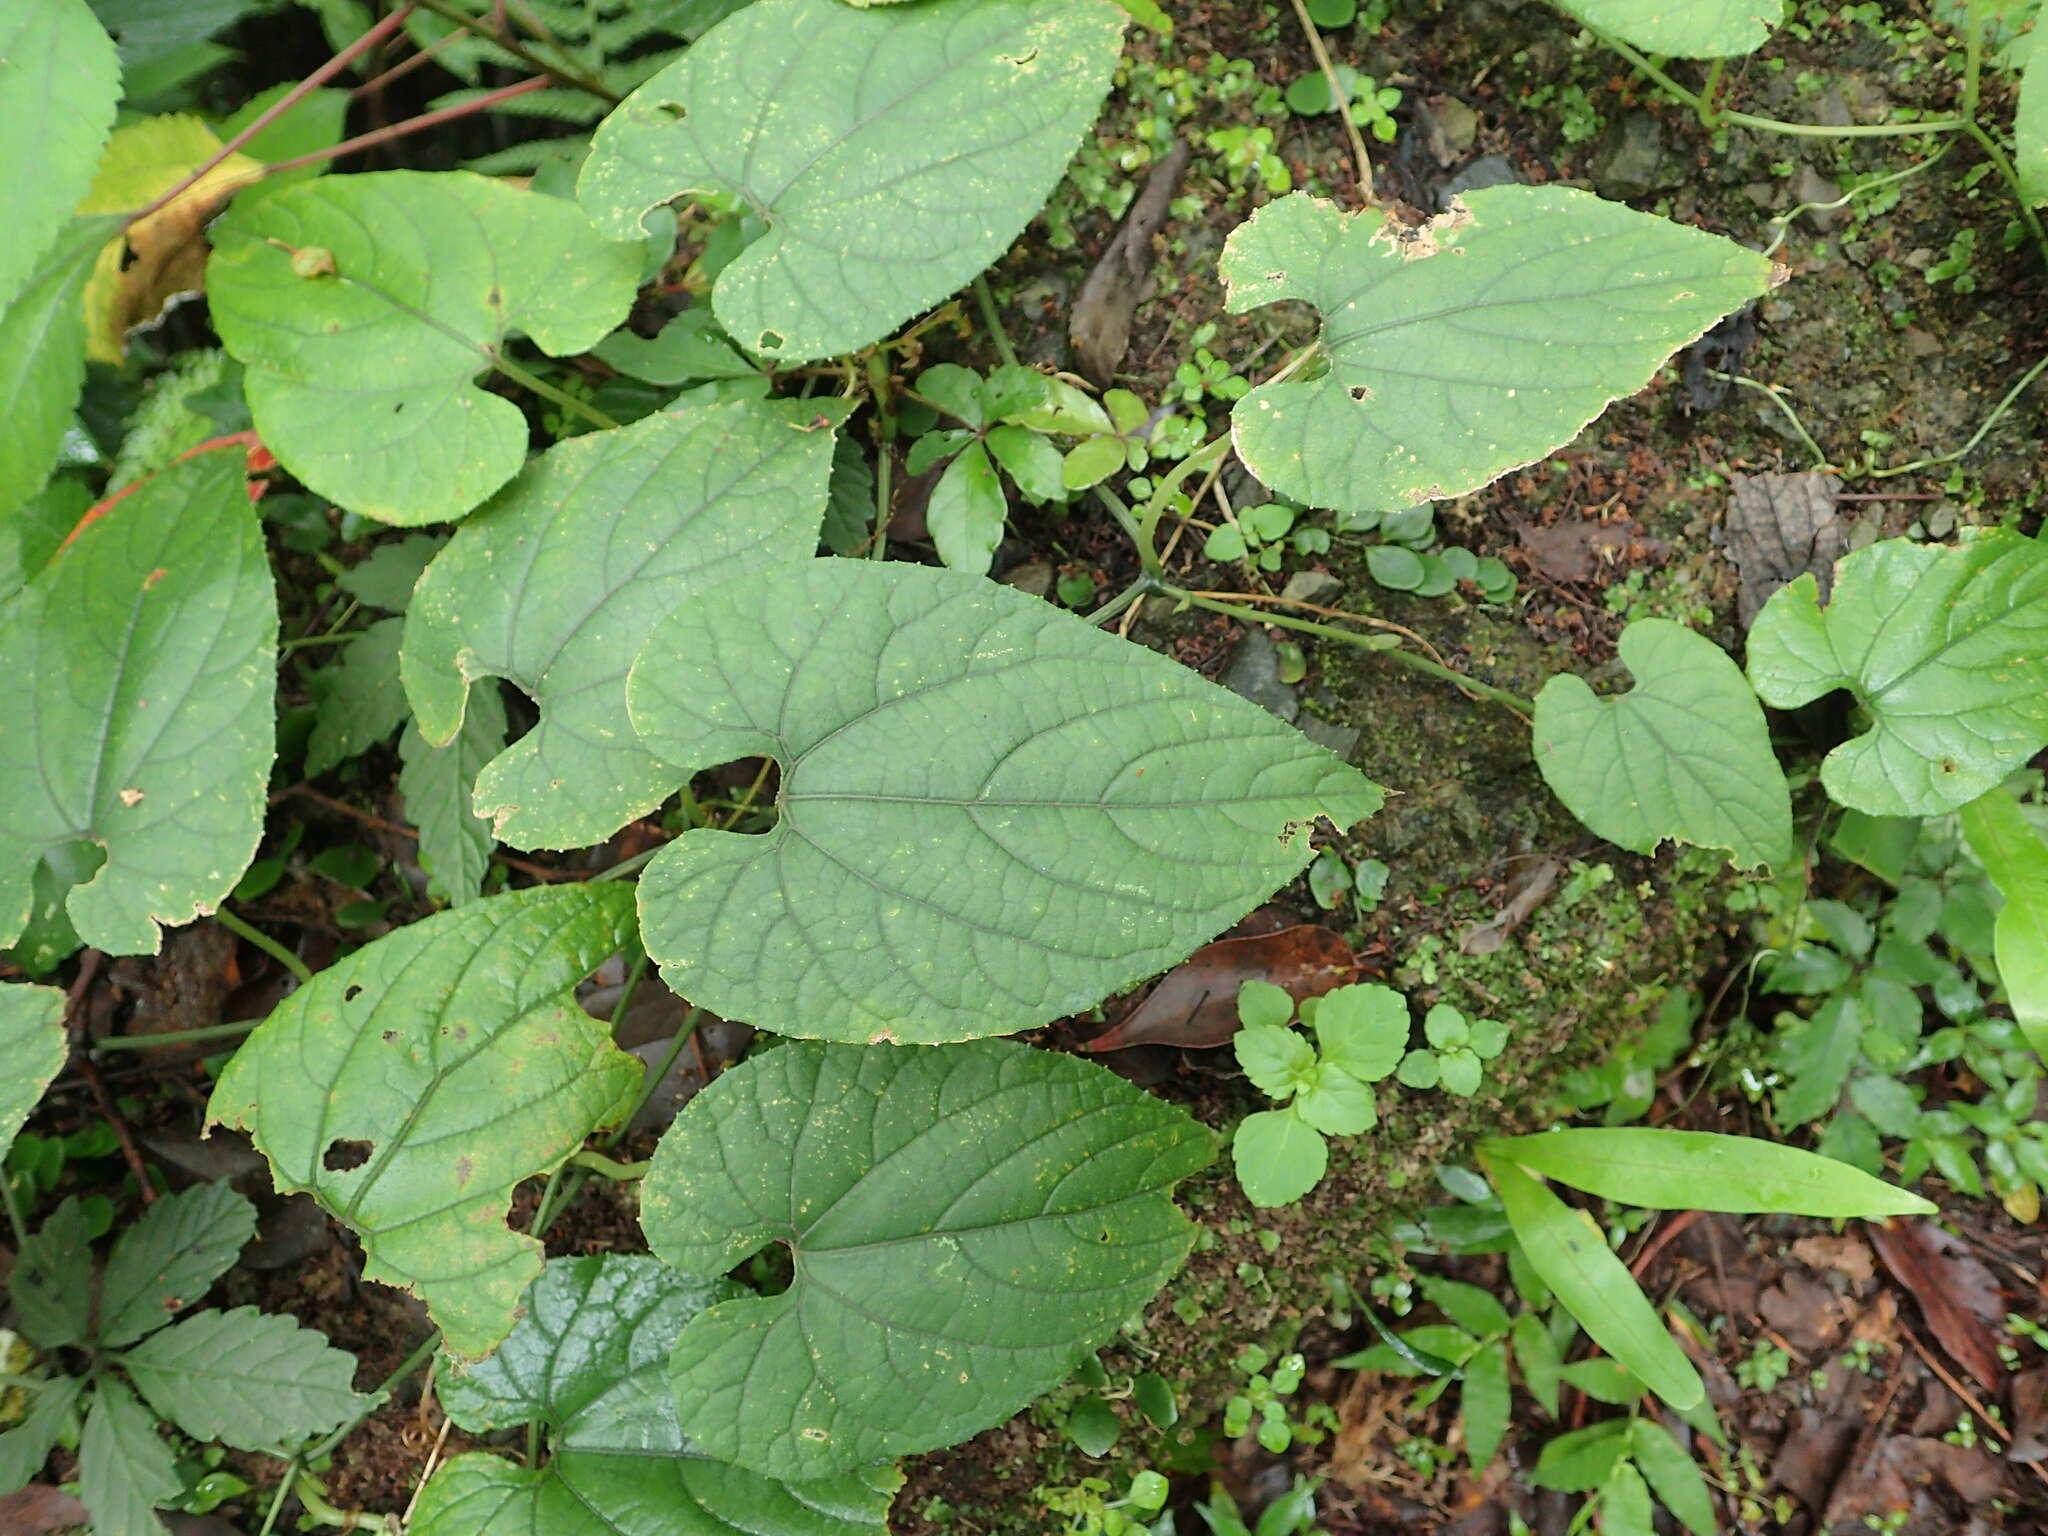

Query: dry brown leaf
[1081,924,1357,1051]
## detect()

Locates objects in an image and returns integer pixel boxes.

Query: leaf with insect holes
[122,1307,369,1449]
[208,170,641,525]
[0,0,118,307]
[1219,188,1774,516]
[0,448,277,957]
[1746,532,2048,817]
[206,884,642,1358]
[97,1182,259,1347]
[641,1039,1215,1479]
[414,1256,898,1536]
[0,218,124,521]
[1547,0,1781,59]
[400,398,846,850]
[577,0,1125,363]
[1534,618,1791,870]
[626,560,1382,1044]
[0,984,65,1168]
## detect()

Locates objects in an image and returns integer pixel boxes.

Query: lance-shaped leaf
[415,1256,898,1536]
[577,0,1126,363]
[1219,188,1775,515]
[1546,0,1779,59]
[0,218,124,520]
[0,449,277,956]
[1746,532,2048,817]
[627,560,1382,1044]
[642,1039,1217,1478]
[208,171,642,525]
[0,984,65,1167]
[0,0,119,307]
[401,398,846,850]
[1533,618,1790,870]
[399,701,506,908]
[206,885,643,1358]
[123,1307,369,1449]
[1959,785,2048,1061]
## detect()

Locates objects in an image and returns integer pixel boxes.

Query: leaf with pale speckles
[208,170,641,525]
[206,884,642,1358]
[577,0,1126,364]
[413,1256,898,1536]
[0,984,66,1167]
[1548,0,1780,59]
[626,559,1382,1045]
[641,1039,1215,1478]
[1219,188,1774,516]
[0,448,276,956]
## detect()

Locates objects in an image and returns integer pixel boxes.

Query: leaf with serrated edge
[1959,785,2048,1061]
[577,0,1125,363]
[417,1256,897,1536]
[1484,1129,1932,1218]
[98,1183,259,1347]
[14,1199,91,1351]
[399,696,506,908]
[401,399,846,850]
[0,448,277,956]
[628,560,1381,1044]
[1746,533,2048,816]
[0,0,119,306]
[1534,618,1791,870]
[79,1379,180,1536]
[1483,1154,1703,1410]
[206,885,642,1358]
[0,1374,82,1493]
[208,171,641,525]
[306,617,408,777]
[0,218,124,521]
[642,1039,1216,1478]
[1548,0,1779,59]
[123,1306,368,1449]
[1219,188,1774,515]
[0,984,65,1167]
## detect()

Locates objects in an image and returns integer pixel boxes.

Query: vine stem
[126,3,418,228]
[1287,0,1375,202]
[257,75,556,180]
[569,1150,650,1179]
[971,274,1020,369]
[409,0,622,102]
[93,1020,258,1052]
[215,908,315,987]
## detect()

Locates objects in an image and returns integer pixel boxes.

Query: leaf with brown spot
[1081,924,1357,1051]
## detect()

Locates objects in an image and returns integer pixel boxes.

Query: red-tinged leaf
[1081,925,1357,1051]
[1867,1218,2005,1394]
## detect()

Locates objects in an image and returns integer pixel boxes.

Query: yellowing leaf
[76,114,265,362]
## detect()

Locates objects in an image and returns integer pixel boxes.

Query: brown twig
[66,954,157,1205]
[275,782,589,883]
[1287,0,1375,203]
[260,76,551,177]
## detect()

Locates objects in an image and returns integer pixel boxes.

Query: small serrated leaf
[306,618,408,778]
[79,1379,180,1536]
[642,1039,1215,1478]
[122,1306,366,1450]
[98,1183,259,1347]
[13,1198,92,1352]
[0,984,66,1167]
[206,885,643,1358]
[399,692,506,908]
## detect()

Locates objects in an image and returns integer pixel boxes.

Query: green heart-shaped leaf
[641,1039,1215,1478]
[577,0,1125,363]
[627,559,1382,1044]
[1219,187,1774,515]
[209,171,641,524]
[207,885,642,1357]
[1548,0,1780,58]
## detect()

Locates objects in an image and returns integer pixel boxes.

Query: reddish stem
[126,4,418,229]
[57,433,265,556]
[259,75,549,177]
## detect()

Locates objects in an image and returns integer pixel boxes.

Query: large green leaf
[97,1182,259,1347]
[626,560,1382,1044]
[0,218,123,519]
[2019,26,2048,206]
[78,1379,180,1536]
[417,1256,898,1536]
[1218,188,1774,516]
[1482,1154,1703,1411]
[0,448,277,956]
[1547,0,1780,58]
[1959,785,2048,1060]
[122,1306,368,1449]
[0,984,65,1167]
[0,0,120,306]
[1484,1129,1932,1218]
[208,171,642,525]
[401,398,846,850]
[1533,618,1790,870]
[641,1038,1216,1478]
[577,0,1126,363]
[206,885,643,1357]
[1746,532,2048,817]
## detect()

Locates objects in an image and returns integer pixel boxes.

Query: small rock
[1281,569,1343,606]
[1438,153,1520,208]
[1298,714,1361,759]
[1592,112,1677,201]
[998,560,1054,598]
[1791,165,1843,228]
[1220,628,1299,724]
[1903,327,1943,358]
[1428,94,1480,160]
